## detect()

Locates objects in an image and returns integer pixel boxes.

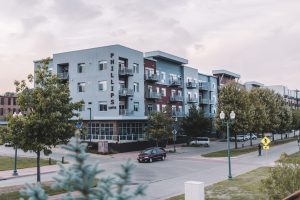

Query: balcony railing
[146,92,161,99]
[170,95,184,102]
[187,97,198,103]
[200,98,210,104]
[199,82,212,91]
[172,111,185,117]
[186,82,197,89]
[169,79,182,87]
[57,72,69,80]
[119,88,134,97]
[145,74,159,82]
[119,109,134,116]
[82,134,146,141]
[119,67,133,76]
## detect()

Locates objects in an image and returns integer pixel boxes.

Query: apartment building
[0,94,19,120]
[34,45,147,142]
[212,69,240,87]
[266,85,300,109]
[34,45,220,142]
[244,81,264,91]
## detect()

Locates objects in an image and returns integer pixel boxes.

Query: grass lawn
[202,137,298,157]
[167,167,270,200]
[0,156,56,171]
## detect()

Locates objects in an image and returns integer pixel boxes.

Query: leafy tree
[277,104,293,139]
[6,58,82,182]
[292,109,300,136]
[261,153,300,200]
[20,138,146,200]
[180,104,211,144]
[216,81,251,149]
[146,111,173,147]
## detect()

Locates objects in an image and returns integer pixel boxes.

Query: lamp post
[12,111,22,176]
[220,110,235,180]
[172,116,178,153]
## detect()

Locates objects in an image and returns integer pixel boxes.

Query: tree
[146,111,173,147]
[180,104,211,144]
[261,153,300,200]
[216,81,251,149]
[20,138,146,200]
[6,58,82,182]
[292,109,300,136]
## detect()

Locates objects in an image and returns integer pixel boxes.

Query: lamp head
[220,111,225,120]
[13,112,17,118]
[230,111,236,120]
[18,112,23,117]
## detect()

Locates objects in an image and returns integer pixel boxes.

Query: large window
[0,108,3,115]
[134,102,139,112]
[77,82,86,92]
[133,63,139,73]
[99,60,107,71]
[0,98,4,105]
[98,81,107,91]
[161,88,166,96]
[133,82,139,92]
[99,101,107,111]
[77,63,85,73]
[118,121,145,140]
[78,103,85,112]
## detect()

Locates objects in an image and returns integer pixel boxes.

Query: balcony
[145,74,159,82]
[170,95,184,102]
[172,111,185,117]
[200,98,210,104]
[119,109,134,116]
[119,88,134,97]
[146,92,161,99]
[186,82,197,89]
[169,79,182,87]
[57,72,69,80]
[187,97,198,103]
[119,67,133,76]
[199,82,212,91]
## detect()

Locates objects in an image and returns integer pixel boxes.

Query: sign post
[172,129,177,153]
[261,136,271,156]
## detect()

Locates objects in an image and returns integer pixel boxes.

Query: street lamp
[12,111,22,176]
[87,102,92,146]
[172,116,178,153]
[220,110,235,180]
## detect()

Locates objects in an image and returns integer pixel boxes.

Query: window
[77,63,85,73]
[79,104,85,112]
[13,98,16,105]
[156,104,160,112]
[99,60,107,71]
[156,87,160,93]
[134,82,139,92]
[134,102,139,112]
[0,98,4,105]
[0,108,3,115]
[178,90,182,96]
[133,63,139,73]
[171,90,176,97]
[78,82,86,92]
[160,72,166,83]
[178,106,183,113]
[162,105,167,113]
[161,88,166,96]
[98,81,107,91]
[99,101,107,111]
[8,98,11,105]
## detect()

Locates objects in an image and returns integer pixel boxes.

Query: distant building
[0,93,20,120]
[244,81,264,91]
[212,69,240,87]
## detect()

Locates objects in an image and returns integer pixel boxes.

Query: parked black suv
[137,147,166,163]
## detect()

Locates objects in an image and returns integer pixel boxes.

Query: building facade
[0,94,19,121]
[266,85,300,109]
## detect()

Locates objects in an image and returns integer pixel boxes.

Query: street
[0,132,299,200]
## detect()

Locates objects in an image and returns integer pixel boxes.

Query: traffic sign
[261,136,271,146]
[172,129,177,135]
[263,145,269,150]
[76,122,82,129]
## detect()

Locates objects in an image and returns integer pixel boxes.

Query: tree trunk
[250,133,253,146]
[272,133,275,142]
[281,133,283,140]
[37,150,41,183]
[234,134,237,149]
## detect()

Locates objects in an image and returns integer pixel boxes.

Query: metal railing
[186,82,197,88]
[83,134,146,141]
[145,74,159,81]
[200,98,210,104]
[119,67,133,76]
[187,97,198,103]
[145,92,161,99]
[199,82,212,91]
[169,79,182,86]
[170,95,184,102]
[119,88,134,96]
[119,109,134,116]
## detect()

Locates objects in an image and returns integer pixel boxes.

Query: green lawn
[202,137,298,157]
[167,167,270,200]
[0,156,56,171]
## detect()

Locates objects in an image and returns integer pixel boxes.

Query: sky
[0,0,299,94]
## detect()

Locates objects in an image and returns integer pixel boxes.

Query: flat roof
[244,81,264,87]
[212,69,240,79]
[144,51,188,64]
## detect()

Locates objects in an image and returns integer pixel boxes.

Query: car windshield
[142,149,152,154]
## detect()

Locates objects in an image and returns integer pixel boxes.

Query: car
[137,147,166,163]
[246,133,257,140]
[189,137,210,147]
[230,135,248,142]
[4,142,12,147]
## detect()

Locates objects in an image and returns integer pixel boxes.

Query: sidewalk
[0,164,67,181]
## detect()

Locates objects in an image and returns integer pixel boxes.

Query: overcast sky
[1,0,299,94]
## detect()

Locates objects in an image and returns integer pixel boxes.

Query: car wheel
[149,158,153,163]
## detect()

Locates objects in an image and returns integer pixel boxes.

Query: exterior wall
[0,95,20,120]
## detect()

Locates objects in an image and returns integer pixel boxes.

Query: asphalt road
[0,131,299,199]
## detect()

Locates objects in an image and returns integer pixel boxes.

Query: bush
[261,153,300,199]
